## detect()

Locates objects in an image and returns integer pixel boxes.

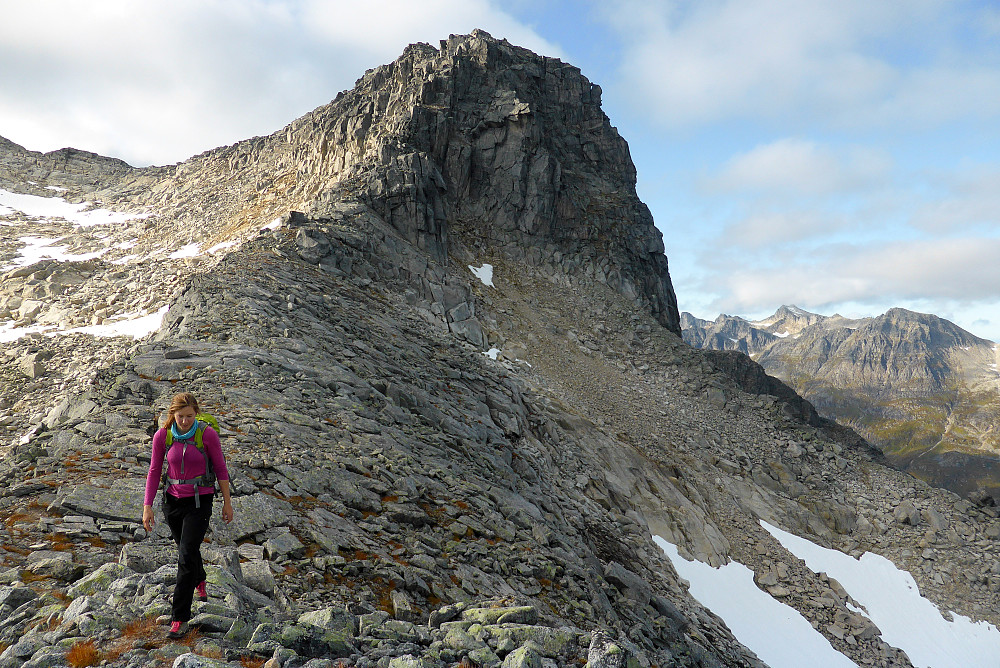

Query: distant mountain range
[682,306,1000,498]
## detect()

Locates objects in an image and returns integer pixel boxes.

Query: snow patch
[469,263,495,288]
[207,240,239,254]
[774,331,791,338]
[654,536,858,667]
[0,306,168,343]
[0,322,52,343]
[483,347,501,360]
[2,236,109,271]
[169,243,201,259]
[0,188,147,227]
[62,306,169,339]
[657,523,1000,668]
[263,218,283,231]
[762,520,1000,668]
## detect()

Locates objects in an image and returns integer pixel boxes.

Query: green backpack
[162,413,219,507]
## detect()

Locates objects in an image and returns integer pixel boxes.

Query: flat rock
[53,480,145,522]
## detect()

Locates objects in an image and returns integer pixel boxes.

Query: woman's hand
[142,505,155,532]
[219,480,234,524]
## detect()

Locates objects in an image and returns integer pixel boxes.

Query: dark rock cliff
[286,31,679,333]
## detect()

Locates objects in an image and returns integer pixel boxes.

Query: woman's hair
[162,392,200,430]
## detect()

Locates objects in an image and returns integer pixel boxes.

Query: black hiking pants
[163,492,214,622]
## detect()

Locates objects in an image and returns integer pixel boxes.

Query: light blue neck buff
[171,421,199,441]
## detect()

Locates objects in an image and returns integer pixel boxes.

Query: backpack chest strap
[162,420,217,509]
[167,476,207,485]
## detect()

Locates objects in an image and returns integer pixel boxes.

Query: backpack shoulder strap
[192,421,216,486]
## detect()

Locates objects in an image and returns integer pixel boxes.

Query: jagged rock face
[799,308,994,391]
[751,305,826,338]
[0,137,133,194]
[685,305,1000,498]
[282,31,679,333]
[681,313,779,356]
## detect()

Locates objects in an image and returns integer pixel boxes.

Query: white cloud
[911,166,1000,233]
[603,0,1000,130]
[0,0,559,166]
[717,209,842,248]
[707,237,1000,316]
[710,138,892,196]
[880,66,1000,128]
[298,0,558,56]
[699,138,894,248]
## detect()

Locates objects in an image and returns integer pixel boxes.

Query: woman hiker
[142,392,234,638]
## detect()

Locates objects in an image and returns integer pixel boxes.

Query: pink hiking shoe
[195,580,208,602]
[167,621,187,639]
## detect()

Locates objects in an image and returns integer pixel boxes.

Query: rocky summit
[0,30,998,668]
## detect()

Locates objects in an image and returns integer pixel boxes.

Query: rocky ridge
[67,31,679,339]
[0,30,997,668]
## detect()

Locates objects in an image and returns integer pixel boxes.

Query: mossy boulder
[462,605,538,625]
[483,624,583,657]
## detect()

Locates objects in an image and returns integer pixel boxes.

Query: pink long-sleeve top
[144,424,229,505]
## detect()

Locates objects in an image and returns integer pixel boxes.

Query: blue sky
[4,0,1000,338]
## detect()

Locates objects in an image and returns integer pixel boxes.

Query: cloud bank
[605,0,1000,131]
[0,0,558,166]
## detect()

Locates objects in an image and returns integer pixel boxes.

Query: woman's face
[174,406,197,432]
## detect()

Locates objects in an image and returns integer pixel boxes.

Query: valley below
[683,306,1000,500]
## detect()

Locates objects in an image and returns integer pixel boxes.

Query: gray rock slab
[25,557,85,582]
[263,531,305,560]
[306,507,379,555]
[0,586,37,609]
[212,492,294,542]
[298,606,357,635]
[120,542,174,574]
[53,480,145,522]
[241,560,276,597]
